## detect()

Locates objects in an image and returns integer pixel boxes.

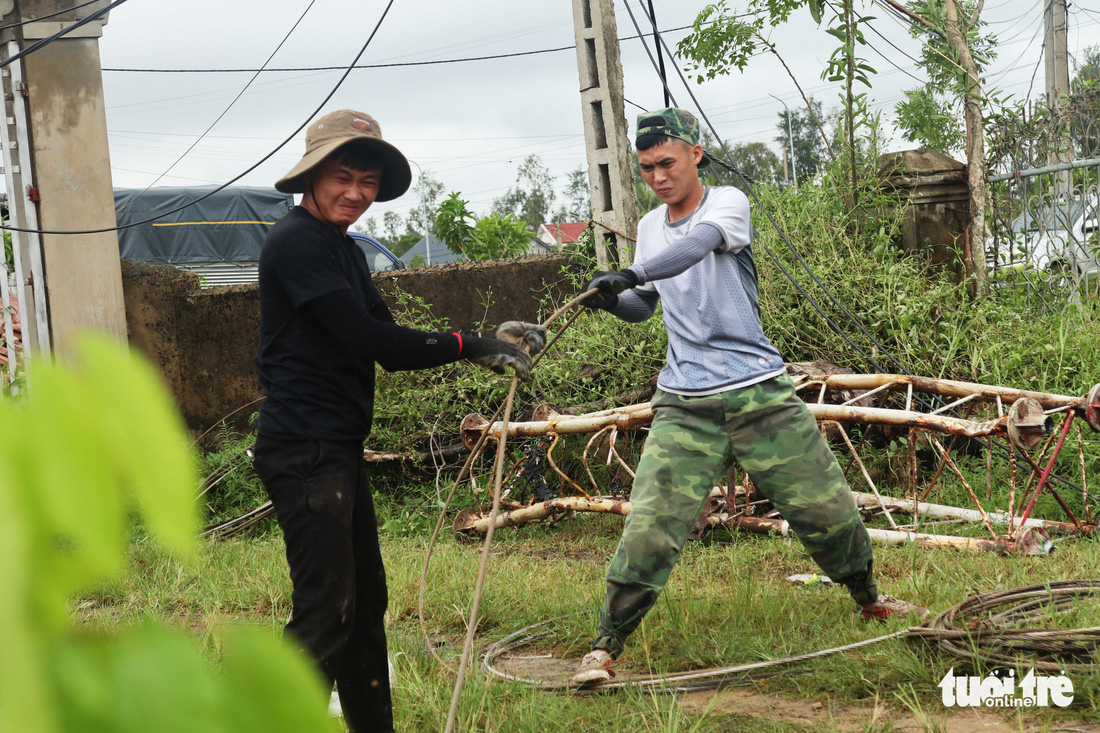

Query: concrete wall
[121,255,579,435]
[878,149,970,276]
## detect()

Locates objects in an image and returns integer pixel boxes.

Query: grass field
[79,505,1100,732]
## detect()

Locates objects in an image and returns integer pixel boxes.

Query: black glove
[581,269,639,310]
[461,335,534,381]
[490,321,547,357]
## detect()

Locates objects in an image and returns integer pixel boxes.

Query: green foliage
[0,338,333,732]
[407,170,446,238]
[368,257,666,460]
[893,0,997,156]
[748,155,1100,410]
[1070,45,1100,158]
[721,142,782,188]
[3,216,12,271]
[197,427,269,528]
[434,192,532,261]
[552,166,592,223]
[677,0,806,82]
[776,99,830,183]
[895,87,965,152]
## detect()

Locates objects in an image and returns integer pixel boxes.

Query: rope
[424,292,597,732]
[483,580,1100,692]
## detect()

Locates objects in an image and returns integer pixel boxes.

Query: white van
[990,193,1099,287]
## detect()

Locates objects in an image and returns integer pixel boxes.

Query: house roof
[404,235,464,266]
[542,222,587,244]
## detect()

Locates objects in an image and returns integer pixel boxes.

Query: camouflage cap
[636,107,709,167]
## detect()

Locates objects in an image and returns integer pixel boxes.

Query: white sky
[94,0,1100,226]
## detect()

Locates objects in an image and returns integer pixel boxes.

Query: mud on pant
[254,435,393,733]
[593,374,877,658]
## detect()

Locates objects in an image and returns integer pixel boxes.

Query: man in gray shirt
[571,107,926,686]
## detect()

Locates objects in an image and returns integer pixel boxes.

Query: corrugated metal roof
[176,262,259,288]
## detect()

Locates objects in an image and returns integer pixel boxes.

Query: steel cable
[484,579,1100,692]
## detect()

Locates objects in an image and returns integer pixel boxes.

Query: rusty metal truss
[454,374,1100,556]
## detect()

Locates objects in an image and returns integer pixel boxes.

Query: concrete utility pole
[0,0,125,363]
[570,0,639,267]
[1044,0,1072,199]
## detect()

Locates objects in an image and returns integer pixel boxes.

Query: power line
[116,0,321,213]
[0,0,101,31]
[986,11,1045,84]
[625,1,1090,499]
[100,24,710,74]
[1,0,398,235]
[625,0,920,377]
[0,0,128,70]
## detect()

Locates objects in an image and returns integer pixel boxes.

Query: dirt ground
[493,654,1099,732]
[678,686,1097,732]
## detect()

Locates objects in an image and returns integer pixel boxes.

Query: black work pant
[254,435,392,733]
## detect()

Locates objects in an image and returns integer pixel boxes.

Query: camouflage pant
[593,374,876,657]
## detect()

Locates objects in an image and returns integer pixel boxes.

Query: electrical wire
[626,0,911,375]
[0,0,398,236]
[484,580,1100,691]
[986,14,1046,85]
[100,24,710,74]
[1074,4,1100,24]
[867,0,977,84]
[115,0,320,214]
[626,0,1092,500]
[0,0,127,70]
[0,0,101,31]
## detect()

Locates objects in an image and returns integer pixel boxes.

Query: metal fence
[985,96,1100,310]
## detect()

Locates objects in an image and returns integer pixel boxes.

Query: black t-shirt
[255,207,460,441]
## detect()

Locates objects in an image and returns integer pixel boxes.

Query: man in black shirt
[253,109,544,732]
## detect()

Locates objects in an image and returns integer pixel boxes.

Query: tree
[776,99,830,183]
[356,210,422,257]
[407,170,445,238]
[722,142,782,188]
[680,0,993,295]
[1070,45,1100,158]
[895,87,964,153]
[436,193,531,261]
[492,155,555,231]
[552,167,591,223]
[892,0,996,158]
[883,0,996,296]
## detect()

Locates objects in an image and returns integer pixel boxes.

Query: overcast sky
[95,0,1100,227]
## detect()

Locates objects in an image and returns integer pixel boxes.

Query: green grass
[137,158,1100,730]
[77,511,1100,732]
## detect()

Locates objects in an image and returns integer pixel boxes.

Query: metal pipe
[849,491,1082,535]
[988,156,1100,183]
[793,373,1084,411]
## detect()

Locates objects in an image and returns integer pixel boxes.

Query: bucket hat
[275,110,412,201]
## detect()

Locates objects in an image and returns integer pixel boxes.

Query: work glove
[461,335,534,381]
[490,321,547,358]
[581,269,639,310]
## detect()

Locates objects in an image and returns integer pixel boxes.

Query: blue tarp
[114,186,294,264]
